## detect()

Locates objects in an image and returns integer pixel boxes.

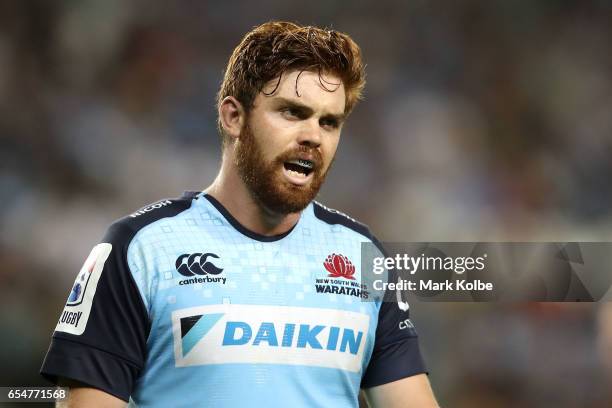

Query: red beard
[234,122,330,214]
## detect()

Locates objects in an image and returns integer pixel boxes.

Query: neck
[204,155,301,237]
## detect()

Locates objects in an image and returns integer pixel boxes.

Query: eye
[281,107,302,119]
[320,118,339,130]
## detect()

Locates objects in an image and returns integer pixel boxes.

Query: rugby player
[41,21,439,407]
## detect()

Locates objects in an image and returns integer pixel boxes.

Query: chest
[136,229,378,371]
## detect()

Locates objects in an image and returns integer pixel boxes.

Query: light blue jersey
[42,192,426,407]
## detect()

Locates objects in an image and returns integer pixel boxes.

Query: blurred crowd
[1,1,611,406]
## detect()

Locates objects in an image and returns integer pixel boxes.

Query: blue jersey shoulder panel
[112,191,199,245]
[40,192,199,402]
[313,201,386,255]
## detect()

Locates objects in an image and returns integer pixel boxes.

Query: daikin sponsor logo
[172,305,370,372]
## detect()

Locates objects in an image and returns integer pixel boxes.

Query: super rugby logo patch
[55,243,112,335]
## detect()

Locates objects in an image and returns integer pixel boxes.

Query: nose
[296,118,322,148]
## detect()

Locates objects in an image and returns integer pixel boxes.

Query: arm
[57,388,126,408]
[57,379,126,408]
[40,222,150,403]
[361,240,436,407]
[363,374,439,408]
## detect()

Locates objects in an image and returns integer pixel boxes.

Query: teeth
[287,169,305,177]
[287,159,314,169]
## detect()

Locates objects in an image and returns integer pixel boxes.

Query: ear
[219,96,246,141]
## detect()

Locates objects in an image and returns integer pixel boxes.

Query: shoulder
[313,201,370,237]
[312,201,386,255]
[104,191,199,248]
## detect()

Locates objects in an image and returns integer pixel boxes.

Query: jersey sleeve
[361,250,427,388]
[40,221,150,402]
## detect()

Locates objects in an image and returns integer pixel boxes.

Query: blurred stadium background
[1,1,611,406]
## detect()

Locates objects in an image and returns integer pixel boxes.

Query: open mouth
[282,159,315,185]
[284,159,314,177]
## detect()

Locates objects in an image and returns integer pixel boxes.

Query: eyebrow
[273,97,346,124]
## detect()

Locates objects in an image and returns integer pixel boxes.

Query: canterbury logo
[176,253,224,276]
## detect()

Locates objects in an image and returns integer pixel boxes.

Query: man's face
[234,70,346,214]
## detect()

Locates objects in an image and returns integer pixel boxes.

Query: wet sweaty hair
[217,21,366,143]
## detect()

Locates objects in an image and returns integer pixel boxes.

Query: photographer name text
[373,279,494,291]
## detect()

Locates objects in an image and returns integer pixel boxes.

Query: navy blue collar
[202,193,299,242]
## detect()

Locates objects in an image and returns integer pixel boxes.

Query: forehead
[257,70,346,114]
